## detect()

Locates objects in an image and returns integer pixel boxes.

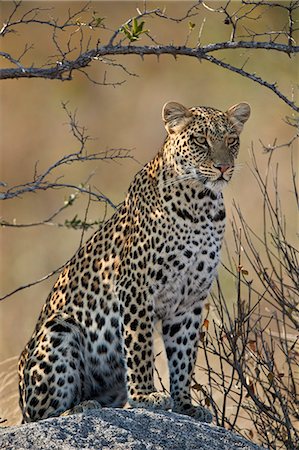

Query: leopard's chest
[151,207,225,319]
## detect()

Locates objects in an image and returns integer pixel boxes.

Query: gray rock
[0,408,264,450]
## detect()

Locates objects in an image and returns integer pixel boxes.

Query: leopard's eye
[194,136,209,147]
[227,136,239,146]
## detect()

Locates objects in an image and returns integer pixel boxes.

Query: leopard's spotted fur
[18,101,250,422]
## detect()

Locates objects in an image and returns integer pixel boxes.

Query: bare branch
[0,102,134,208]
[0,103,134,233]
[0,263,66,302]
[0,192,78,228]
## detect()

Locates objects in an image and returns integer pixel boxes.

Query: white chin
[205,180,227,193]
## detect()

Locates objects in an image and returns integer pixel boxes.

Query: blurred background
[0,1,297,426]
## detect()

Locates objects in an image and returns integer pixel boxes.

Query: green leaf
[132,17,138,33]
[121,17,149,42]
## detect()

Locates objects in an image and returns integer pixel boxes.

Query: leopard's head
[162,101,250,193]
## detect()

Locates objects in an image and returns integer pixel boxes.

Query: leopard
[18,100,250,423]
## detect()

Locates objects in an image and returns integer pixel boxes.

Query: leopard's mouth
[179,167,232,191]
[205,177,229,193]
[195,170,231,186]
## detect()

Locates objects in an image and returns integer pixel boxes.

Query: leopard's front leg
[121,292,173,411]
[162,307,213,423]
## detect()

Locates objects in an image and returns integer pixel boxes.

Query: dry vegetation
[193,149,298,448]
[0,1,298,449]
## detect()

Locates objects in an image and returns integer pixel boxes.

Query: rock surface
[0,408,263,450]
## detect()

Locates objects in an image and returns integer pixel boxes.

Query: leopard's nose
[213,163,232,174]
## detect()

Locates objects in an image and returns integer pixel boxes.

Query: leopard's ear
[162,101,193,135]
[226,102,251,134]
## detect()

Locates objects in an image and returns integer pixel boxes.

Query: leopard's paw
[61,400,102,417]
[173,404,213,423]
[128,392,173,411]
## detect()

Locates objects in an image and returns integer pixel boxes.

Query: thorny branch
[0,1,298,110]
